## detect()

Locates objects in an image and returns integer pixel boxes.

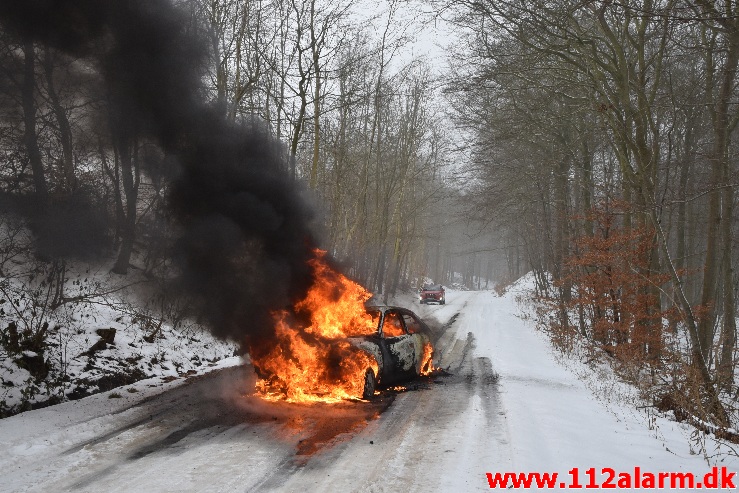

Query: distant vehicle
[349,306,434,399]
[419,284,445,305]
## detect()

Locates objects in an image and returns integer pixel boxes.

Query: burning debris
[420,342,435,376]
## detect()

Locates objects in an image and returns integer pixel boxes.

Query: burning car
[349,306,434,399]
[419,284,445,304]
[254,251,434,403]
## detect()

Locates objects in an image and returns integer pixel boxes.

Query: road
[2,291,502,492]
[3,288,722,492]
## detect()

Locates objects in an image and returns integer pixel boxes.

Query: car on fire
[349,305,434,400]
[419,283,445,304]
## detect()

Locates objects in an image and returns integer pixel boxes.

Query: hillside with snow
[0,257,236,417]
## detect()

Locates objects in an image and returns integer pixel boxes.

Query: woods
[450,0,739,431]
[0,0,489,295]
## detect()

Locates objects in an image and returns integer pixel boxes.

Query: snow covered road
[0,288,734,492]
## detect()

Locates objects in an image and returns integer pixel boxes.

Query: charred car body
[349,306,433,399]
[419,284,445,304]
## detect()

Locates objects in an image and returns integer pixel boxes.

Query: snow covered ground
[0,263,237,416]
[0,284,736,492]
[452,285,739,489]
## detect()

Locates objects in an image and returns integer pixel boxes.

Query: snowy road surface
[1,289,733,492]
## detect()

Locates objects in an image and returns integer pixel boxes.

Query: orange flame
[253,250,380,403]
[420,341,435,376]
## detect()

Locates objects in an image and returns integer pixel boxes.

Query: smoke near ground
[0,1,318,348]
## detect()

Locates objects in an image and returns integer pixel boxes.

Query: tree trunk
[43,48,76,192]
[289,79,308,181]
[717,160,736,388]
[22,40,47,203]
[698,27,739,367]
[309,0,322,189]
[112,138,139,275]
[673,140,691,334]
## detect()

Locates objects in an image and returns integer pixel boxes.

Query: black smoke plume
[0,1,318,350]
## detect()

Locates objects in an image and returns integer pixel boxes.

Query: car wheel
[441,299,445,305]
[362,368,376,400]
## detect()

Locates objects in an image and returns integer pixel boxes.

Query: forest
[0,0,737,438]
[452,0,739,434]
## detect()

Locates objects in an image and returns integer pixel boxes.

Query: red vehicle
[419,284,445,305]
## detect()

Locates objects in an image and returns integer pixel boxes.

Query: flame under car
[348,306,434,399]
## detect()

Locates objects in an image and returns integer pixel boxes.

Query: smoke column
[0,0,318,352]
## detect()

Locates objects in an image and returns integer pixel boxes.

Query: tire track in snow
[275,292,515,492]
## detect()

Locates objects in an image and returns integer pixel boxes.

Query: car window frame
[401,312,423,334]
[380,309,407,338]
